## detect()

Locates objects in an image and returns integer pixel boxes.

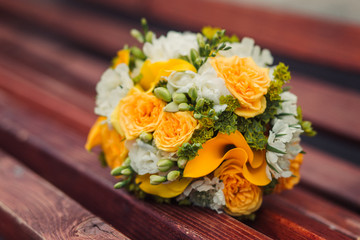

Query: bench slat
[0,91,270,240]
[0,86,354,239]
[1,20,359,144]
[0,151,129,239]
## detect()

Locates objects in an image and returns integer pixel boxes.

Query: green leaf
[266,145,286,154]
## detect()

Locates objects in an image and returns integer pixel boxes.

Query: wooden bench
[0,0,359,239]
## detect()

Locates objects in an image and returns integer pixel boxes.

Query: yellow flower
[183,131,270,186]
[111,88,165,140]
[112,49,130,68]
[214,159,263,216]
[135,174,192,198]
[139,59,196,92]
[274,154,303,193]
[85,117,128,169]
[154,112,198,152]
[211,56,270,118]
[202,26,222,39]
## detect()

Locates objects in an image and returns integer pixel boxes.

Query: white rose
[127,140,161,175]
[220,37,273,67]
[95,64,133,119]
[143,31,198,62]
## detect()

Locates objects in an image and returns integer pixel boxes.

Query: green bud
[197,33,205,48]
[111,166,128,176]
[140,132,153,143]
[164,102,179,112]
[132,73,143,84]
[150,175,167,185]
[208,109,216,117]
[121,168,132,176]
[173,93,188,104]
[167,170,180,181]
[188,87,198,102]
[302,121,311,129]
[141,18,148,32]
[145,31,154,43]
[157,159,175,172]
[122,157,131,167]
[190,48,199,64]
[194,113,202,119]
[154,87,172,102]
[195,98,205,111]
[114,180,129,189]
[177,158,188,169]
[178,103,190,111]
[130,47,146,60]
[130,29,144,43]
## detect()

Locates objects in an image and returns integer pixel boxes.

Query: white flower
[278,91,298,116]
[127,139,161,175]
[143,31,198,62]
[166,62,231,106]
[177,177,225,213]
[220,37,273,67]
[94,64,133,119]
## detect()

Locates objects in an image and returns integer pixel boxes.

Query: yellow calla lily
[140,59,196,92]
[135,174,192,198]
[85,116,128,169]
[183,131,270,186]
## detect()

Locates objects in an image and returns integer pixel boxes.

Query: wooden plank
[0,22,359,144]
[0,0,138,56]
[0,41,359,211]
[0,87,357,239]
[146,0,360,73]
[0,91,270,240]
[0,150,129,239]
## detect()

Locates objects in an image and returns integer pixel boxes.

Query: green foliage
[98,151,108,167]
[237,118,267,150]
[153,80,168,90]
[194,99,217,128]
[191,128,214,144]
[177,142,203,161]
[263,178,278,195]
[296,107,317,137]
[268,62,291,101]
[215,111,238,135]
[219,95,241,112]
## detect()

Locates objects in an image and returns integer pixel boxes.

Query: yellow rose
[112,49,130,68]
[274,153,303,193]
[85,117,128,169]
[111,88,165,140]
[140,59,196,92]
[211,56,270,118]
[183,131,271,186]
[135,174,192,198]
[153,112,198,152]
[214,159,263,216]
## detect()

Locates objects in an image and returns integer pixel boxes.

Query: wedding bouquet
[85,19,315,218]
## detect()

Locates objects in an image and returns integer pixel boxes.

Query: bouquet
[85,19,315,218]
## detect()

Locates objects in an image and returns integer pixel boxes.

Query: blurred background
[0,0,359,167]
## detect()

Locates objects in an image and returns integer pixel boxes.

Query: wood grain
[0,89,356,239]
[0,151,129,239]
[0,21,359,144]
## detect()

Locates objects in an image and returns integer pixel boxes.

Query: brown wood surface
[0,150,129,240]
[1,20,359,145]
[0,82,357,239]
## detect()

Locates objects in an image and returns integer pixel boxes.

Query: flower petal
[135,174,192,198]
[183,131,252,178]
[243,150,271,186]
[85,116,106,151]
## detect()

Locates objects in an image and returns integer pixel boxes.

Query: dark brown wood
[146,0,360,73]
[0,0,138,55]
[0,88,356,239]
[1,20,359,144]
[0,150,129,239]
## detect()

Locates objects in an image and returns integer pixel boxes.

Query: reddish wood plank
[0,151,129,239]
[0,92,270,240]
[0,43,359,211]
[1,22,359,144]
[0,88,356,239]
[146,0,360,73]
[0,0,138,55]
